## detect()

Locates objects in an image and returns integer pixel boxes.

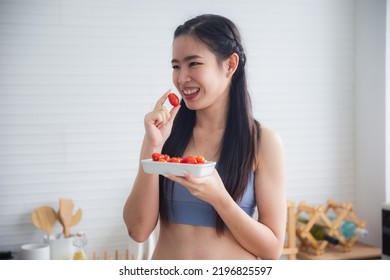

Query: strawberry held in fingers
[168,93,180,107]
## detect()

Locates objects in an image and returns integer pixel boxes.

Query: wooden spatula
[58,208,82,235]
[31,206,57,236]
[58,199,74,238]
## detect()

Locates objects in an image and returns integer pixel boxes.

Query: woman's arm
[123,90,180,242]
[214,126,287,259]
[122,136,162,243]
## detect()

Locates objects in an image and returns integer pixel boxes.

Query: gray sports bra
[163,172,256,227]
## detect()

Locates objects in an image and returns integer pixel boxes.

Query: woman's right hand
[144,89,181,148]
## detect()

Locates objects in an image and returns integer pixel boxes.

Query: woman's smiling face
[171,35,231,111]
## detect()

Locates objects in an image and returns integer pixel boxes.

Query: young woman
[123,14,286,260]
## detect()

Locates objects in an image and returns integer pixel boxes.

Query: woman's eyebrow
[171,55,203,64]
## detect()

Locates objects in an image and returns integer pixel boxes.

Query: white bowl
[141,159,216,177]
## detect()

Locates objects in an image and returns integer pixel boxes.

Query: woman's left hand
[165,169,229,206]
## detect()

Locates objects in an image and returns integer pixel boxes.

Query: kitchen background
[0,0,388,258]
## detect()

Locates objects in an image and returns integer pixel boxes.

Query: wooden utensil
[58,199,74,238]
[31,206,57,236]
[58,208,82,234]
[71,208,82,227]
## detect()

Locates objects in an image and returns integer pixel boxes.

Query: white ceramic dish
[141,159,216,177]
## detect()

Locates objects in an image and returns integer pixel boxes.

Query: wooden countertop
[297,242,381,260]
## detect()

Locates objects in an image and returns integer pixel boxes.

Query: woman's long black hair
[160,14,261,234]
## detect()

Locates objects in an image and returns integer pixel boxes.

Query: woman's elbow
[258,250,283,260]
[257,239,285,260]
[123,212,151,242]
[124,218,156,243]
[126,227,150,243]
[266,246,284,260]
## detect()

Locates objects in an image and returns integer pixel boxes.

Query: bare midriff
[152,223,257,260]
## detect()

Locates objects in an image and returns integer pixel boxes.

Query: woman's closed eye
[172,62,201,70]
[189,62,202,67]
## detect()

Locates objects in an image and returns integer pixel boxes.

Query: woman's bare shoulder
[259,124,283,149]
[256,124,284,167]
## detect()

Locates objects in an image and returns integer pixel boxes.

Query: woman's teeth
[182,88,200,95]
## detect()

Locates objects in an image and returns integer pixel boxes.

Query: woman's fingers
[168,104,181,125]
[150,89,181,127]
[155,106,171,128]
[153,90,181,128]
[153,89,172,110]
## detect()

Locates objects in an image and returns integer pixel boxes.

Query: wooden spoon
[31,206,57,236]
[58,199,74,238]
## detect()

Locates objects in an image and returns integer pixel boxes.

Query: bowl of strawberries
[141,153,216,177]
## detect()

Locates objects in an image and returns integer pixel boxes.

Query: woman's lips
[181,88,200,100]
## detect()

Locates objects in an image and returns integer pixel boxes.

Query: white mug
[44,234,74,260]
[20,243,50,260]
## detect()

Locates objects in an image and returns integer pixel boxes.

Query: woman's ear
[225,53,239,78]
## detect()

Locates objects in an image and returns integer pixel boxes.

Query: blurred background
[0,0,388,258]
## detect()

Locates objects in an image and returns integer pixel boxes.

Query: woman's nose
[177,68,191,84]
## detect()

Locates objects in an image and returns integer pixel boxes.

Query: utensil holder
[44,234,74,260]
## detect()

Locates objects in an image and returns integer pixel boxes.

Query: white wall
[355,0,386,247]
[0,0,382,256]
[250,1,356,205]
